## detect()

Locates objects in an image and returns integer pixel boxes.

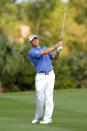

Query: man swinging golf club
[28,35,63,124]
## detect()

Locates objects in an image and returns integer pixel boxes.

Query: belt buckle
[45,73,49,75]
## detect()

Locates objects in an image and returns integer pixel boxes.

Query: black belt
[37,70,53,75]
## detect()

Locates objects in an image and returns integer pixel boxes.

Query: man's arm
[52,51,60,60]
[41,41,62,56]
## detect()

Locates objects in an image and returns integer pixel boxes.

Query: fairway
[0,89,87,131]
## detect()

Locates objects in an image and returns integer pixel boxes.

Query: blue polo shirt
[29,46,54,73]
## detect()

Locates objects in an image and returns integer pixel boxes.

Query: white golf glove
[57,46,63,52]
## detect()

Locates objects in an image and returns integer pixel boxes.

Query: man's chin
[33,45,39,48]
[35,44,39,47]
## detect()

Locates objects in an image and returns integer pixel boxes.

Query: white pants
[35,70,55,121]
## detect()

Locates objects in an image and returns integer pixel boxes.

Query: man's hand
[57,46,63,52]
[56,41,63,48]
[52,41,63,59]
[41,41,63,56]
[56,41,63,52]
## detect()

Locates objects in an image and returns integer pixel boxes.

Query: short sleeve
[29,48,41,58]
[49,52,55,59]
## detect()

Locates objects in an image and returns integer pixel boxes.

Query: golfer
[28,35,62,124]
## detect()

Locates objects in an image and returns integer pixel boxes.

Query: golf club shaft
[60,8,66,41]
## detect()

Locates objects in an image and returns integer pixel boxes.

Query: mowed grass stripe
[0,89,87,131]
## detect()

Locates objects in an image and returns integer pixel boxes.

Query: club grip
[60,37,62,41]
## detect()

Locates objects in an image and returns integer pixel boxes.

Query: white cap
[29,35,38,42]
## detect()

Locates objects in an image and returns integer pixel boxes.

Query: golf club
[60,7,66,41]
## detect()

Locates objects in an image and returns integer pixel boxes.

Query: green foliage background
[0,0,87,92]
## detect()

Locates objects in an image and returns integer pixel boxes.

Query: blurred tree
[0,0,30,41]
[21,0,58,36]
[0,35,35,92]
[65,0,87,53]
[45,0,87,55]
[53,52,87,89]
[66,52,87,88]
[69,0,87,26]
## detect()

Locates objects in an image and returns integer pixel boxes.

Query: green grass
[0,89,87,131]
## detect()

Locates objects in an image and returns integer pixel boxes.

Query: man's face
[30,37,39,47]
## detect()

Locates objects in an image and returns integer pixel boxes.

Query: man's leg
[44,72,55,122]
[35,76,45,120]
